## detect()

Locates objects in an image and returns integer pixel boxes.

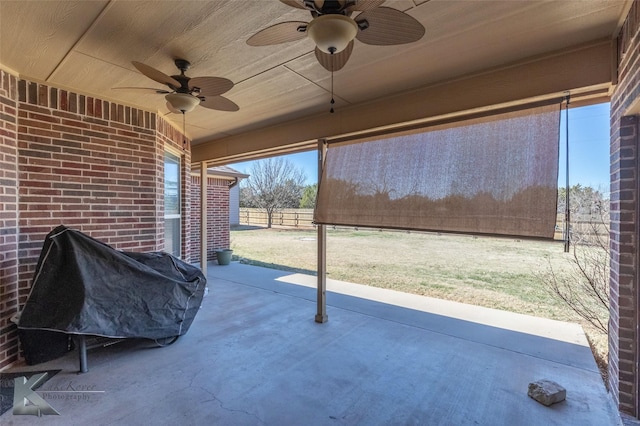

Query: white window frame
[164,148,182,258]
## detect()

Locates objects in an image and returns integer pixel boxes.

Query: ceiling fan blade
[355,7,425,45]
[280,0,307,9]
[166,101,182,114]
[315,40,353,71]
[189,76,234,96]
[132,61,181,88]
[112,86,171,94]
[247,21,309,46]
[347,0,386,12]
[200,96,240,112]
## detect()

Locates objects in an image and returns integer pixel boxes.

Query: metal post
[316,139,328,323]
[201,161,208,276]
[564,94,570,253]
[78,335,88,373]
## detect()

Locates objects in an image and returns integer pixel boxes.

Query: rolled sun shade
[314,103,560,239]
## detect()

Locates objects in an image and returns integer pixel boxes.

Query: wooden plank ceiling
[0,0,631,162]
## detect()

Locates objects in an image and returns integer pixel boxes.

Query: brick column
[190,175,230,262]
[610,2,640,417]
[0,69,19,368]
[609,115,639,416]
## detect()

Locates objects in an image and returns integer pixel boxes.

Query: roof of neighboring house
[206,165,249,180]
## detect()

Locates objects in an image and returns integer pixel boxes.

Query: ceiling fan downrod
[172,59,192,93]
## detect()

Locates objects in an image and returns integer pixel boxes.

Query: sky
[558,102,610,193]
[229,102,611,191]
[230,151,319,186]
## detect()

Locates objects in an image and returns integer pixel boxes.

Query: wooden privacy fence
[239,208,315,228]
[239,209,608,243]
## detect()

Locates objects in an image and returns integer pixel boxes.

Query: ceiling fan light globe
[307,14,358,54]
[165,93,200,113]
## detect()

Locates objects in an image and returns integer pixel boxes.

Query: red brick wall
[190,175,230,262]
[0,71,194,368]
[611,0,640,417]
[0,69,19,368]
[16,80,161,295]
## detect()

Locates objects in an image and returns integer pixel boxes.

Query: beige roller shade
[314,104,560,239]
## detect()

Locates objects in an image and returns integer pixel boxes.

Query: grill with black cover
[18,225,206,367]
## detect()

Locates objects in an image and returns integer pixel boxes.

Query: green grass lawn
[231,226,583,318]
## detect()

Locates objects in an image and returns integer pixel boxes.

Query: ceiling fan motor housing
[129,58,238,113]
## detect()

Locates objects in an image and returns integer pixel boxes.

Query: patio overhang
[192,40,613,165]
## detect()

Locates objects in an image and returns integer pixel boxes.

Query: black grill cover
[18,226,206,340]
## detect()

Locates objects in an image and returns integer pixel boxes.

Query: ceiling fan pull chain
[182,112,187,151]
[330,48,335,113]
[330,70,335,113]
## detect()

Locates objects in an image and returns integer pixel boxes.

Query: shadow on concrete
[235,257,317,277]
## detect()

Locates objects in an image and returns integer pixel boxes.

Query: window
[164,151,181,257]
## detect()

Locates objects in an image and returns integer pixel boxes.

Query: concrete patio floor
[1,261,622,425]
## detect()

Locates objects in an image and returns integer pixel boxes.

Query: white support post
[316,139,328,323]
[200,161,208,276]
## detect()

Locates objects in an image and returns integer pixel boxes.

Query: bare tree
[558,184,608,219]
[241,157,306,228]
[545,226,610,333]
[541,186,610,334]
